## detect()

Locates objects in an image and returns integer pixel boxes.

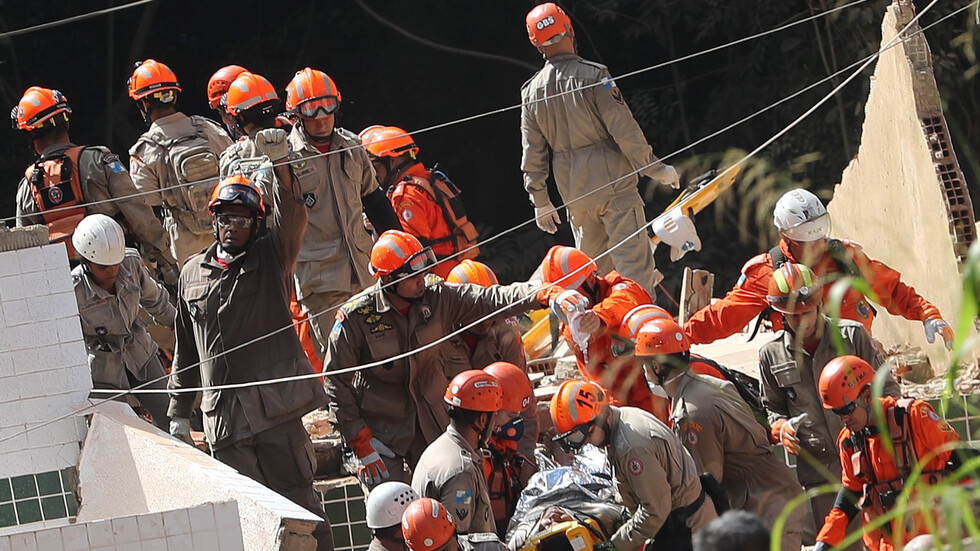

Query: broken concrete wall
[827,0,976,372]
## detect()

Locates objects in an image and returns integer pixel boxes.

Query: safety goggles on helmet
[831,401,858,417]
[389,247,437,279]
[209,184,264,216]
[781,213,831,243]
[294,96,340,119]
[552,420,595,453]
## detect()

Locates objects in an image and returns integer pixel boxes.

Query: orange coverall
[817,397,959,550]
[290,291,323,374]
[684,238,943,345]
[388,163,458,279]
[559,271,666,418]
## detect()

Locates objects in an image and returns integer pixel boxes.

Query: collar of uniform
[149,111,187,132]
[72,264,110,301]
[198,243,257,274]
[40,141,76,157]
[288,122,347,155]
[403,162,429,179]
[780,314,831,355]
[371,280,393,313]
[446,423,478,458]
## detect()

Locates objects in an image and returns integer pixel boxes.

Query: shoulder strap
[769,245,787,268]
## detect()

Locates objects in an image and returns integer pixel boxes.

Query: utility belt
[866,468,948,513]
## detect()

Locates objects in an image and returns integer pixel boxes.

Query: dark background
[1,0,977,304]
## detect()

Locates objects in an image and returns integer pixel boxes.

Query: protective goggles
[831,401,858,417]
[215,214,254,228]
[389,247,437,279]
[294,96,340,119]
[211,185,264,215]
[553,421,595,453]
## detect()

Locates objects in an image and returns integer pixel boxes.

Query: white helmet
[72,214,126,265]
[366,481,418,530]
[773,188,830,242]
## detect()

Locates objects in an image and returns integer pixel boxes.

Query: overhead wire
[0,0,156,40]
[3,0,958,442]
[0,0,871,227]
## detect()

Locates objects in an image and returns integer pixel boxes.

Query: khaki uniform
[605,406,716,551]
[412,425,496,534]
[459,533,508,551]
[758,318,899,547]
[440,320,538,458]
[129,112,232,264]
[16,142,173,260]
[521,54,668,293]
[72,249,175,430]
[218,133,276,207]
[667,371,804,551]
[325,278,542,478]
[286,125,379,358]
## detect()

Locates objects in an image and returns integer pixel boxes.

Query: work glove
[169,417,193,446]
[652,164,680,189]
[812,542,830,551]
[549,290,590,325]
[771,413,807,455]
[254,128,290,162]
[924,318,954,350]
[534,202,561,234]
[350,427,394,488]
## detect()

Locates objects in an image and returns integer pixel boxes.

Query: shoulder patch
[340,294,373,315]
[612,282,630,292]
[102,153,127,174]
[455,489,473,504]
[627,457,644,475]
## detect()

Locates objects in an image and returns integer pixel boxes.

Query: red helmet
[370,230,436,278]
[402,498,456,551]
[224,72,279,117]
[207,65,248,109]
[444,370,503,412]
[819,355,874,410]
[484,362,532,412]
[767,262,820,314]
[447,260,499,287]
[362,126,420,159]
[208,174,266,217]
[619,304,673,341]
[526,3,574,48]
[549,379,607,435]
[128,59,181,101]
[541,245,597,291]
[634,317,690,357]
[11,87,71,131]
[285,68,342,119]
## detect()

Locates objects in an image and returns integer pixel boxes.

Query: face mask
[494,417,524,442]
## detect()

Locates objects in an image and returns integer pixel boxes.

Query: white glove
[169,417,193,446]
[370,437,396,458]
[549,290,590,324]
[778,413,808,455]
[534,203,561,234]
[254,128,290,161]
[657,165,680,189]
[924,318,954,350]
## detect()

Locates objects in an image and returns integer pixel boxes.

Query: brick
[2,300,31,327]
[0,276,26,302]
[0,251,20,278]
[162,508,190,536]
[86,519,114,547]
[64,366,93,394]
[191,529,220,551]
[41,245,68,272]
[111,515,140,544]
[16,248,45,274]
[7,327,36,354]
[7,531,37,551]
[0,375,26,404]
[0,402,25,428]
[188,503,215,533]
[46,270,73,295]
[0,536,10,551]
[138,512,166,540]
[141,539,167,551]
[60,344,88,371]
[212,501,240,531]
[34,320,61,348]
[165,534,193,549]
[59,523,89,551]
[0,352,12,376]
[32,528,63,551]
[0,449,33,480]
[11,348,40,374]
[55,318,83,346]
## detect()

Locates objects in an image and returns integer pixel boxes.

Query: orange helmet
[767,262,820,314]
[484,362,532,412]
[285,68,342,119]
[208,174,266,217]
[541,245,597,291]
[550,380,607,450]
[370,230,436,278]
[207,65,248,109]
[444,370,503,412]
[224,72,279,117]
[447,260,499,287]
[362,126,420,159]
[634,317,690,357]
[11,87,71,132]
[619,304,673,341]
[526,3,573,48]
[128,59,181,101]
[819,355,874,411]
[401,498,456,551]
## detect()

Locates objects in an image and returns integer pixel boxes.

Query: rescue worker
[206,64,248,139]
[167,174,332,550]
[367,482,420,551]
[445,261,537,457]
[12,86,176,273]
[71,214,174,430]
[482,361,538,535]
[521,3,679,295]
[413,370,501,535]
[685,188,954,348]
[284,68,401,360]
[402,498,507,551]
[550,379,717,550]
[128,59,233,265]
[541,246,664,420]
[325,230,556,489]
[360,125,479,279]
[633,317,805,551]
[758,263,900,550]
[814,356,961,551]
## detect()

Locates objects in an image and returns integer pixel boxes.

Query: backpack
[25,145,88,259]
[143,117,221,235]
[393,165,479,259]
[691,354,770,431]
